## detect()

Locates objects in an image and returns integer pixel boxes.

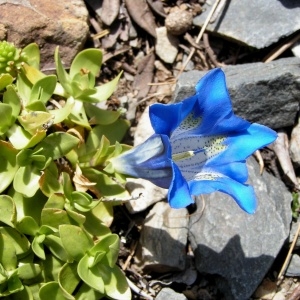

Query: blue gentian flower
[110,69,277,213]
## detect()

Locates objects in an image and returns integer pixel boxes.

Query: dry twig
[176,0,223,80]
[203,33,221,67]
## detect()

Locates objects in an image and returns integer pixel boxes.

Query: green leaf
[29,75,57,105]
[65,209,86,225]
[59,225,93,261]
[7,123,46,150]
[77,254,105,294]
[69,49,102,79]
[85,102,121,125]
[87,135,110,167]
[68,100,91,129]
[0,230,17,270]
[18,111,54,135]
[7,271,24,295]
[32,236,46,260]
[0,142,18,193]
[0,195,17,227]
[89,119,130,145]
[83,168,128,199]
[13,165,41,197]
[58,263,80,300]
[44,235,69,262]
[39,161,62,197]
[3,85,21,123]
[21,63,45,84]
[22,43,40,69]
[16,71,32,107]
[10,285,34,300]
[54,47,72,95]
[80,71,122,103]
[0,73,14,91]
[39,281,66,300]
[17,263,41,280]
[34,132,79,160]
[0,227,30,258]
[99,264,131,300]
[16,216,39,235]
[49,96,74,124]
[42,254,65,282]
[74,283,103,300]
[90,234,120,267]
[41,208,73,229]
[0,102,13,135]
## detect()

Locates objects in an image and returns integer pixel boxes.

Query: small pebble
[165,10,193,36]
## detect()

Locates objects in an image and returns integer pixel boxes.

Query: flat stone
[156,288,187,300]
[0,0,89,68]
[286,254,300,277]
[193,0,300,49]
[135,201,188,272]
[173,58,300,129]
[188,157,292,300]
[155,27,179,64]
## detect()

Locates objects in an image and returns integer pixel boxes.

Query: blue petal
[149,95,197,136]
[188,173,257,213]
[209,123,277,165]
[195,69,250,135]
[168,162,194,208]
[110,134,173,188]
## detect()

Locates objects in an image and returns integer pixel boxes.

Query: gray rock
[188,157,292,300]
[155,27,179,64]
[286,254,300,277]
[135,201,188,272]
[173,58,300,129]
[156,288,187,300]
[193,0,300,49]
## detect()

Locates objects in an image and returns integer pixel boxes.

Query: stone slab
[174,57,300,129]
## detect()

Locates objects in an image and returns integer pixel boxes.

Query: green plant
[0,41,131,299]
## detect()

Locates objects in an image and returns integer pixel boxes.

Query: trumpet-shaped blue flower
[110,69,277,213]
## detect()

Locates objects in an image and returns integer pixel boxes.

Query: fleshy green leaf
[80,72,122,103]
[39,281,66,300]
[18,111,54,135]
[59,225,93,261]
[13,165,41,197]
[44,235,69,262]
[68,100,91,129]
[39,161,62,197]
[49,96,74,124]
[0,73,14,91]
[54,47,72,95]
[41,208,73,229]
[0,229,17,270]
[21,63,45,84]
[32,236,46,260]
[0,227,30,258]
[3,85,21,123]
[0,195,17,227]
[34,132,79,160]
[58,263,80,300]
[16,216,39,236]
[74,283,103,300]
[69,49,102,79]
[22,43,40,69]
[29,75,57,105]
[0,141,18,193]
[85,102,121,125]
[17,263,41,280]
[0,102,13,135]
[7,124,46,150]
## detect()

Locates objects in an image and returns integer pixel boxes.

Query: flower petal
[209,123,277,165]
[150,95,197,136]
[168,162,194,208]
[188,172,257,213]
[110,134,173,188]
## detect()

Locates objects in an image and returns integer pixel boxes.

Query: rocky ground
[1,0,300,299]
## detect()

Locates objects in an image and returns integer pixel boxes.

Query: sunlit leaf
[13,165,41,197]
[69,49,102,79]
[16,216,39,236]
[18,263,41,280]
[3,85,21,123]
[7,124,46,150]
[68,100,91,129]
[22,43,40,69]
[0,73,14,91]
[58,263,80,300]
[54,47,72,95]
[0,141,18,193]
[0,102,12,135]
[39,281,66,300]
[59,225,93,261]
[21,63,45,84]
[0,195,17,227]
[80,71,122,103]
[49,96,74,124]
[34,132,79,160]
